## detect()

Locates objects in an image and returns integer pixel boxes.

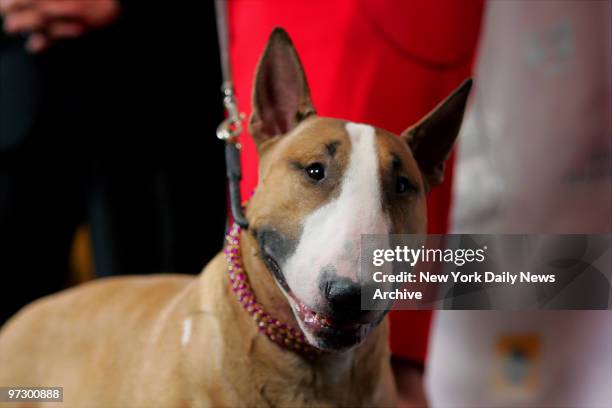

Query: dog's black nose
[322,278,363,320]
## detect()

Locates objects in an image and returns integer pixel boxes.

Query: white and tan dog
[0,28,471,407]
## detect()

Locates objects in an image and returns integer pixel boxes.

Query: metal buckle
[216,84,245,146]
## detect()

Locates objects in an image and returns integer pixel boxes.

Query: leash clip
[215,81,250,229]
[217,83,245,146]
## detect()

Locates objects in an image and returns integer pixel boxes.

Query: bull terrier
[0,28,471,407]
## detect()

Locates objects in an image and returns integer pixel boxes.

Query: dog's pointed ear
[248,27,316,148]
[401,79,472,189]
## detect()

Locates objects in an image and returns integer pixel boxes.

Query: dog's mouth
[290,295,370,350]
[262,250,370,350]
[293,295,361,331]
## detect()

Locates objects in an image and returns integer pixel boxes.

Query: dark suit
[0,2,227,323]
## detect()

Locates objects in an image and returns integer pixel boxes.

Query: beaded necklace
[223,223,323,358]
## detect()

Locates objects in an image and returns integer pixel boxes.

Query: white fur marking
[284,122,389,307]
[181,317,192,347]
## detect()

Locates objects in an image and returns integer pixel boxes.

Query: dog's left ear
[249,27,316,148]
[401,79,472,189]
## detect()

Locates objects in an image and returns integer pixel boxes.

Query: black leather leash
[214,0,249,229]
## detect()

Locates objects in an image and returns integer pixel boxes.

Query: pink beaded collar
[223,223,323,358]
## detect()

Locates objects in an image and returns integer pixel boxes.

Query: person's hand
[0,0,121,53]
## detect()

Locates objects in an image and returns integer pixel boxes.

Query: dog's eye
[396,176,415,195]
[305,163,325,181]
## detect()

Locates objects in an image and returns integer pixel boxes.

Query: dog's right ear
[248,28,316,149]
[401,79,472,190]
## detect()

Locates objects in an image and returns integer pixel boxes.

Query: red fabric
[229,0,484,363]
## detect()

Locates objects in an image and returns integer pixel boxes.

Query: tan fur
[0,98,465,408]
[0,248,396,407]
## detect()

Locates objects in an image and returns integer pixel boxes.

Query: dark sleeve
[0,24,38,151]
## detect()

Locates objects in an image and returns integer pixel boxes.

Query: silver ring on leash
[216,84,245,146]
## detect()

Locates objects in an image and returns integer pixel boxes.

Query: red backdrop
[229,0,484,363]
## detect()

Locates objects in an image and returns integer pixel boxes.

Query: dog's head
[245,28,471,351]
